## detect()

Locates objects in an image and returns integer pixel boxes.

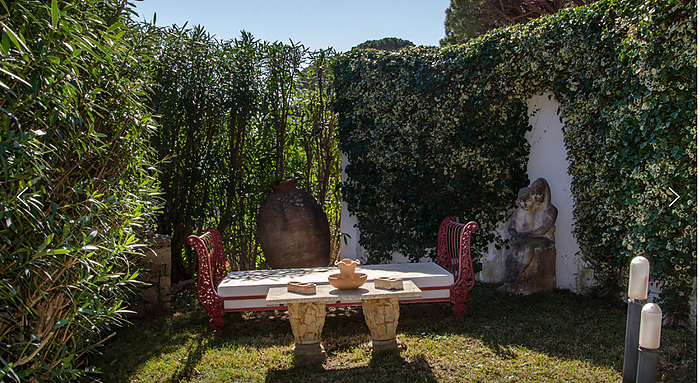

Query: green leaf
[1,23,29,54]
[47,248,71,255]
[0,68,31,86]
[106,21,123,34]
[53,319,70,329]
[0,355,20,383]
[51,0,59,29]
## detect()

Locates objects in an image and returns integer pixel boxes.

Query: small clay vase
[335,258,360,279]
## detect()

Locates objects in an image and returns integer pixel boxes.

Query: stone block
[159,278,171,302]
[144,301,172,316]
[139,268,160,284]
[128,302,145,318]
[375,276,403,290]
[152,247,171,265]
[287,281,316,294]
[369,337,400,352]
[509,245,556,295]
[148,234,171,249]
[292,343,326,365]
[140,286,159,303]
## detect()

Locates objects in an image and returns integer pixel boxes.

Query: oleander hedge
[0,1,160,381]
[335,0,695,315]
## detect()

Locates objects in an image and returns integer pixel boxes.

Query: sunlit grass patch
[91,284,696,383]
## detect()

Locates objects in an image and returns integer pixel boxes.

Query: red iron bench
[187,216,478,334]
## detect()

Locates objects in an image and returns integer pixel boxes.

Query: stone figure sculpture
[499,178,558,294]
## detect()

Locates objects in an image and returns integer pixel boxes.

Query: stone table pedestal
[362,297,401,351]
[266,281,421,362]
[288,302,327,364]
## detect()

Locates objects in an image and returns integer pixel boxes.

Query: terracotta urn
[335,258,360,279]
[328,258,366,290]
[257,178,330,269]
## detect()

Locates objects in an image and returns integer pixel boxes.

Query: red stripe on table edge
[223,297,453,312]
[220,286,448,301]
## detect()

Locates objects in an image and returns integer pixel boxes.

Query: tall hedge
[334,47,531,264]
[0,1,159,381]
[335,0,695,315]
[150,27,341,278]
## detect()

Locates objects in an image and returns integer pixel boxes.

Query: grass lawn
[91,283,696,382]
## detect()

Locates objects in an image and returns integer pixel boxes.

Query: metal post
[622,299,644,383]
[636,302,662,383]
[636,346,660,383]
[623,256,650,383]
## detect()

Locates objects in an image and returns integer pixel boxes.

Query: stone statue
[499,178,558,294]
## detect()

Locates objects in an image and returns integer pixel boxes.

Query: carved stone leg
[362,297,400,352]
[288,302,326,364]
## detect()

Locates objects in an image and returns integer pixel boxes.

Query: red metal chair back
[437,217,478,293]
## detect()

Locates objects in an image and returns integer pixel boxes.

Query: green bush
[150,26,341,277]
[334,0,695,315]
[334,47,531,264]
[0,0,160,381]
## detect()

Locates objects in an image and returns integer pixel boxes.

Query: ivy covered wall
[334,0,695,315]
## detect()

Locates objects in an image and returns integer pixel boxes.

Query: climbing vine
[334,0,695,315]
[334,48,531,265]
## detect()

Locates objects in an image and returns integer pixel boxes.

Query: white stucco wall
[477,93,594,293]
[340,93,596,293]
[340,154,368,263]
[527,94,594,292]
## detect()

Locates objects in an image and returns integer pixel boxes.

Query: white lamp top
[628,256,650,300]
[638,303,662,349]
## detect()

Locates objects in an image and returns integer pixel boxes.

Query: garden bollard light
[636,303,662,383]
[622,256,649,383]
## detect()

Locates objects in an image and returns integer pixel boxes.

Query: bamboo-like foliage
[295,48,342,260]
[151,27,340,279]
[0,0,160,381]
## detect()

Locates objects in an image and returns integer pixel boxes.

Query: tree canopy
[352,37,415,51]
[440,0,596,45]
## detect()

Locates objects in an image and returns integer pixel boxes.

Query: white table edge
[265,280,422,305]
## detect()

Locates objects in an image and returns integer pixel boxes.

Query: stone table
[266,281,422,363]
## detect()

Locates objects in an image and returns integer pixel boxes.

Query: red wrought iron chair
[436,216,479,318]
[187,227,227,334]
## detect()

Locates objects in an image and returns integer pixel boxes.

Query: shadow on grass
[264,352,438,383]
[401,285,628,367]
[170,336,207,382]
[90,301,214,382]
[398,283,696,383]
[92,283,695,383]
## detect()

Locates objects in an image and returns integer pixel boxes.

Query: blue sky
[132,0,451,52]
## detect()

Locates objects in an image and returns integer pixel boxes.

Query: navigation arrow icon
[668,187,680,207]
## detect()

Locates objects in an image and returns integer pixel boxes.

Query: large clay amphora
[257,178,331,269]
